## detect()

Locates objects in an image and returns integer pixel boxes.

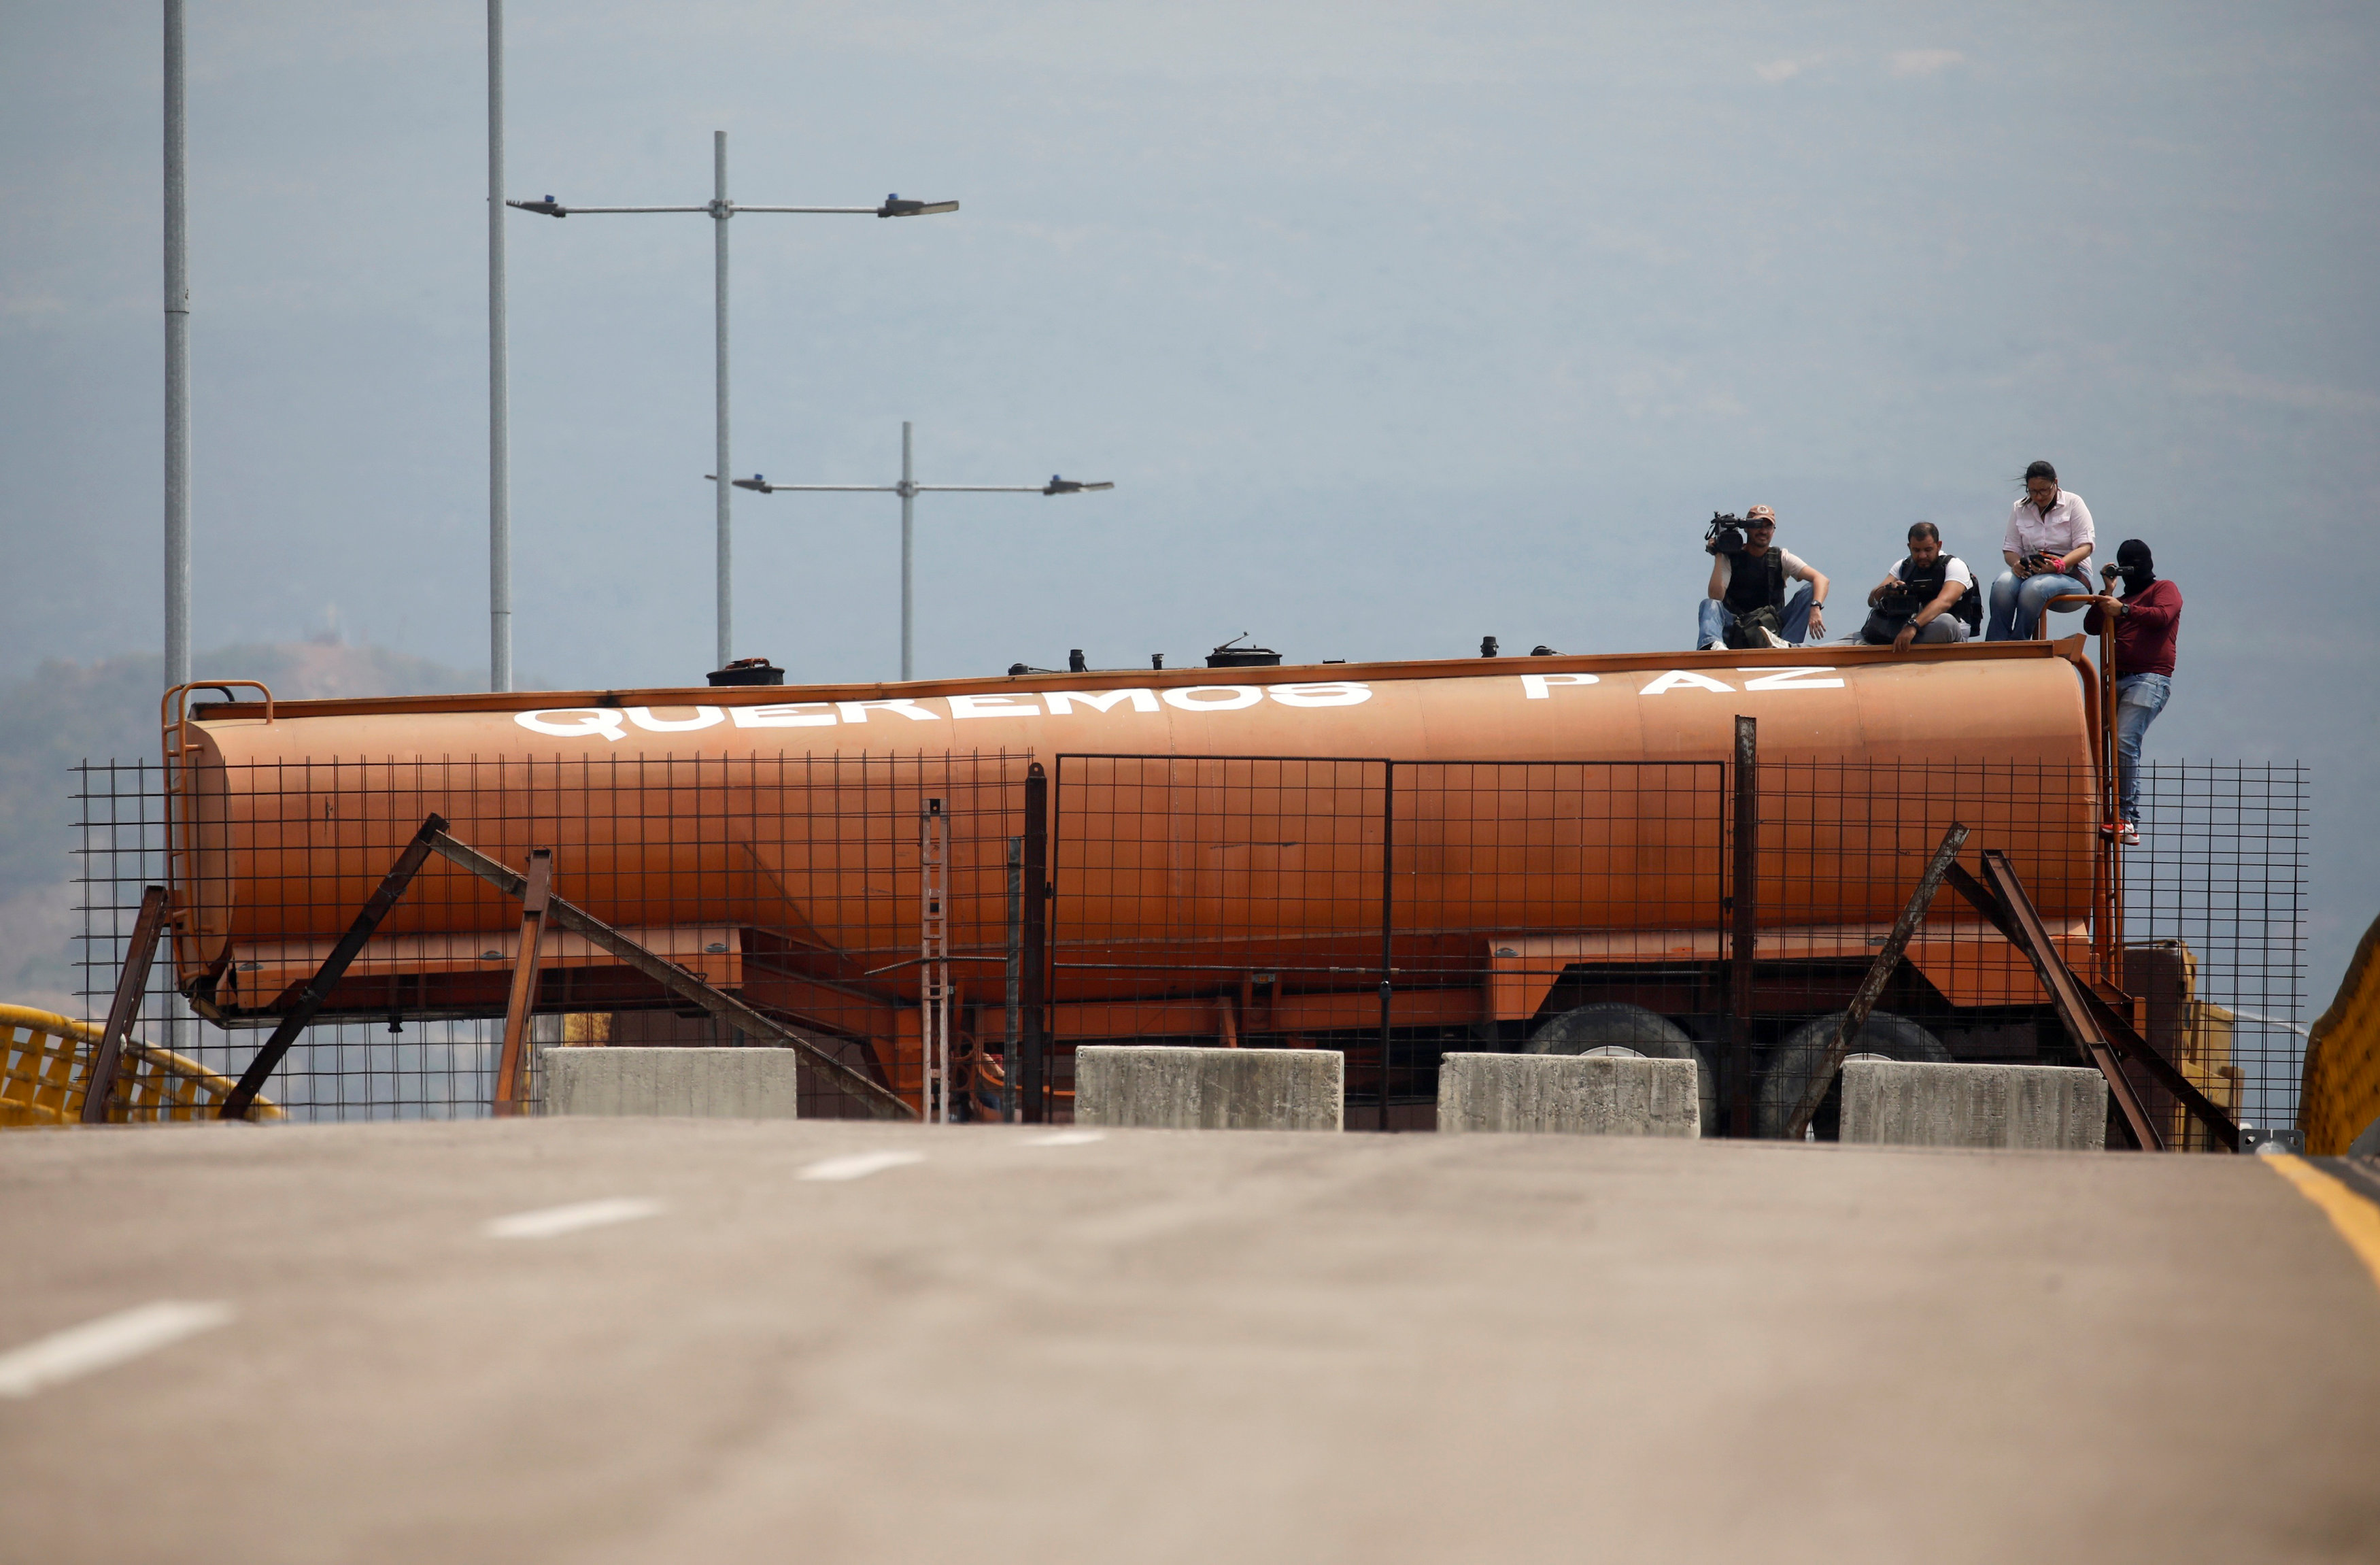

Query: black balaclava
[2115,538,2155,593]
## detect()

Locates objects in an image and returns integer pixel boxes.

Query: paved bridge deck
[3,1120,2377,1563]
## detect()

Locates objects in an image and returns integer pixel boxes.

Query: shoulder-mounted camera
[1703,513,1749,556]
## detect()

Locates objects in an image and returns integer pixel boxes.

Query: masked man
[2082,539,2180,847]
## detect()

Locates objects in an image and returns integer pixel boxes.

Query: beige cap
[1746,505,1777,523]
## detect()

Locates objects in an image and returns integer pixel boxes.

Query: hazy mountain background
[0,639,483,1011]
[2,2,2373,1009]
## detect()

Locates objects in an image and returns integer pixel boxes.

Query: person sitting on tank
[1985,460,2096,641]
[1697,505,1831,650]
[1857,522,1979,649]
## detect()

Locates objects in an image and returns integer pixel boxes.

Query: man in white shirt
[1697,505,1831,650]
[1986,460,2097,640]
[1858,522,1979,647]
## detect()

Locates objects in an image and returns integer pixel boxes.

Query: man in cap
[1698,505,1831,650]
[2083,539,2181,847]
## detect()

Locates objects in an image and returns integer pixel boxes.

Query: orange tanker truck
[160,637,2125,1132]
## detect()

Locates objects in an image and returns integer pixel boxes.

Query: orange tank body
[165,640,2107,1103]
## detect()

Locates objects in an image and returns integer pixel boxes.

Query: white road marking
[798,1149,927,1182]
[1027,1130,1106,1147]
[483,1197,664,1240]
[0,1300,235,1398]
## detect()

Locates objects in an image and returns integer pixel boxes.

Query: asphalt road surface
[3,1119,2377,1564]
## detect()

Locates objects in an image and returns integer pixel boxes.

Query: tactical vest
[1724,548,1786,617]
[1900,554,1984,633]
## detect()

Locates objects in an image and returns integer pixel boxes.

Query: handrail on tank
[158,680,274,949]
[2047,594,2121,979]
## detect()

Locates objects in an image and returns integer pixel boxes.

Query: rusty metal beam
[219,815,447,1120]
[738,964,902,1045]
[1034,987,1481,1041]
[1021,762,1049,1124]
[1727,716,1758,1137]
[1979,850,2162,1151]
[492,849,551,1116]
[1952,859,2233,1149]
[426,826,914,1120]
[82,885,169,1124]
[2079,986,2241,1151]
[1784,824,1969,1141]
[1378,758,1396,1132]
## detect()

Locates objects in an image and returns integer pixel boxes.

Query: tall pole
[900,420,915,681]
[163,0,190,692]
[486,0,512,692]
[711,131,732,669]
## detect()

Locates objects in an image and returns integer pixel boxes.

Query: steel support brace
[1004,836,1023,1124]
[82,886,170,1124]
[1726,716,1758,1137]
[1783,824,1970,1141]
[492,848,551,1115]
[427,827,914,1120]
[220,815,449,1120]
[1973,850,2162,1151]
[1943,862,2234,1149]
[1021,764,1049,1124]
[219,815,917,1123]
[1378,760,1396,1132]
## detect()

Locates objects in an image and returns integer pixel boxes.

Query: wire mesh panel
[1389,761,1729,1127]
[1049,755,1391,1120]
[81,752,1032,1122]
[1745,759,2108,1141]
[75,760,507,1120]
[2124,762,2309,1145]
[69,749,2305,1138]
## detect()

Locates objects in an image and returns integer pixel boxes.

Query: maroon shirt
[2084,578,2181,677]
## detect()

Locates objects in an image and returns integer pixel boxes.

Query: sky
[2,0,2375,986]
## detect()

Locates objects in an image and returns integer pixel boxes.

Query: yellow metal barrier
[2302,915,2380,1155]
[1,1004,282,1127]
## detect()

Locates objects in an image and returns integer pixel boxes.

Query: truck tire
[1525,1002,1718,1135]
[1756,1011,1950,1139]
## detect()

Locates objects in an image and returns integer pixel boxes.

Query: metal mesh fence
[69,752,2304,1138]
[75,754,1032,1122]
[2123,762,2309,1141]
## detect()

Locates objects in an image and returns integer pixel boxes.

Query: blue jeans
[1697,588,1813,650]
[1986,569,2092,641]
[2115,672,2170,824]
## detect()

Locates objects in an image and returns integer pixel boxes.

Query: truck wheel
[1525,1002,1718,1135]
[1756,1011,1950,1139]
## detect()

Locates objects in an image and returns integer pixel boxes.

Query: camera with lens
[1703,512,1749,556]
[1873,580,1925,618]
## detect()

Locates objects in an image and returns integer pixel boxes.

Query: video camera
[1872,580,1926,618]
[1703,513,1751,556]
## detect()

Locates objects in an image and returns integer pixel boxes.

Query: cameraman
[2082,539,2181,847]
[1985,459,2096,640]
[1697,505,1831,650]
[1858,522,1979,648]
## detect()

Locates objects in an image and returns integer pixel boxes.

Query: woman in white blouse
[1986,460,2096,641]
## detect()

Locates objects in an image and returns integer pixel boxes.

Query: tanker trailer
[160,638,2112,1127]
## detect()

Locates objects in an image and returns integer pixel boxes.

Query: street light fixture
[509,131,955,671]
[711,420,1114,681]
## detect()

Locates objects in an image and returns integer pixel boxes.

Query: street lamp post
[163,0,190,694]
[509,133,955,671]
[487,0,511,692]
[716,420,1113,681]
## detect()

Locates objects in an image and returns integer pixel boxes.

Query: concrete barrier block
[541,1047,802,1120]
[1437,1052,1701,1137]
[1074,1046,1343,1131]
[1839,1060,2106,1151]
